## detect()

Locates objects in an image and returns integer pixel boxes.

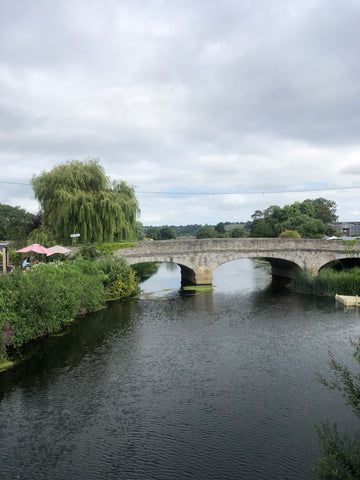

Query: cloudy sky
[1,0,360,226]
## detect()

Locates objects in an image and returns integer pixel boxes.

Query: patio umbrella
[16,243,53,255]
[46,245,71,256]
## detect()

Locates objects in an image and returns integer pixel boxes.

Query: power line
[135,185,360,195]
[1,179,360,195]
[0,180,31,186]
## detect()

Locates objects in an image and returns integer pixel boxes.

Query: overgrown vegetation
[0,256,138,364]
[291,268,360,297]
[313,338,360,479]
[95,242,137,255]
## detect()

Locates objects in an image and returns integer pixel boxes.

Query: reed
[291,267,360,296]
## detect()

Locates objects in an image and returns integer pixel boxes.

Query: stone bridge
[115,238,360,285]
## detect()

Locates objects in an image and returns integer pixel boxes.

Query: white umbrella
[47,245,71,256]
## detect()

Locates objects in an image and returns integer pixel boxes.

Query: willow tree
[31,159,140,244]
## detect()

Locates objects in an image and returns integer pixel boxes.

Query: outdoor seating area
[16,243,71,269]
[0,243,72,274]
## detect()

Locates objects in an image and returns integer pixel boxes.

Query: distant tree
[25,211,42,236]
[145,226,176,240]
[196,226,217,239]
[250,198,338,239]
[250,218,276,238]
[231,227,247,238]
[251,210,264,220]
[146,227,161,240]
[299,218,327,238]
[310,198,338,224]
[168,224,202,237]
[278,229,301,238]
[215,222,226,234]
[313,337,360,479]
[0,204,31,241]
[31,159,140,244]
[159,226,177,240]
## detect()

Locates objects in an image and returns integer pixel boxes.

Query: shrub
[97,256,138,300]
[279,230,301,238]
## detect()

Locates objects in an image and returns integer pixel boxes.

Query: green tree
[196,226,217,239]
[0,204,31,241]
[215,222,226,234]
[313,338,360,479]
[146,227,161,240]
[31,159,140,244]
[231,227,247,238]
[310,198,338,224]
[250,198,338,239]
[250,218,276,238]
[159,226,177,240]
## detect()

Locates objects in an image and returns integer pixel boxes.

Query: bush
[97,256,138,300]
[279,230,301,238]
[0,256,139,362]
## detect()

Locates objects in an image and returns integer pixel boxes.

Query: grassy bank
[291,267,360,297]
[0,255,139,366]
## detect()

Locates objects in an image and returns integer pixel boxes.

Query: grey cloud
[1,0,360,224]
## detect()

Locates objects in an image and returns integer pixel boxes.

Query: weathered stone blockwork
[116,238,360,285]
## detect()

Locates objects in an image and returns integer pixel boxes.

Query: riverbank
[0,255,139,369]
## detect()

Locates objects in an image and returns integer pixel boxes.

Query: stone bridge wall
[114,238,360,285]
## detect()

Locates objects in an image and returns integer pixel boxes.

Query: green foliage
[0,256,139,362]
[195,226,218,239]
[310,197,338,224]
[231,227,247,238]
[291,268,360,297]
[167,224,202,237]
[343,239,359,254]
[0,204,32,241]
[145,226,177,240]
[250,198,338,238]
[159,226,177,239]
[78,245,101,260]
[250,218,276,238]
[313,338,360,478]
[96,242,137,254]
[97,256,138,300]
[278,229,301,238]
[31,159,140,244]
[215,222,226,234]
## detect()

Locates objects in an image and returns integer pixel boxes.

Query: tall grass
[291,268,360,296]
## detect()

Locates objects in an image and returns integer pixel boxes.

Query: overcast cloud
[1,0,360,226]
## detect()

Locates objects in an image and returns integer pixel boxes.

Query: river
[0,259,359,479]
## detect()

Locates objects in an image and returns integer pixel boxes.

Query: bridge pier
[180,265,214,285]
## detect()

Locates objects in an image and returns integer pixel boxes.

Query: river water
[0,259,359,480]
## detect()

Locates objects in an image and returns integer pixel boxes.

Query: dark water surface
[1,260,359,480]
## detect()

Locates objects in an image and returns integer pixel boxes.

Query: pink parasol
[16,243,53,255]
[46,245,71,256]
